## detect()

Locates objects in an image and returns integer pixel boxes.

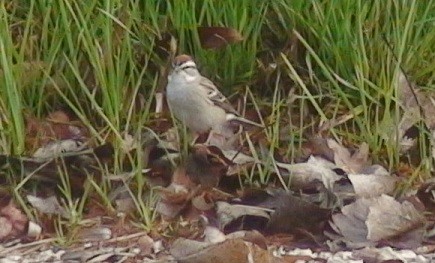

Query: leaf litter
[2,46,435,263]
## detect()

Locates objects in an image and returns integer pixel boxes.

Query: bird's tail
[226,114,264,129]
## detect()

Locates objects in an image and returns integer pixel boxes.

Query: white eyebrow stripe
[179,61,196,68]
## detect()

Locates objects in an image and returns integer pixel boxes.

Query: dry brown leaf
[348,165,398,198]
[0,200,28,241]
[191,192,215,211]
[276,156,341,190]
[416,178,435,211]
[327,194,426,249]
[33,139,84,159]
[155,183,190,219]
[155,91,165,114]
[25,110,88,151]
[203,225,226,243]
[171,238,271,263]
[172,166,195,188]
[198,27,244,49]
[327,139,370,174]
[318,112,357,133]
[141,136,176,187]
[137,234,155,255]
[203,145,257,175]
[216,201,270,230]
[301,137,335,162]
[185,145,226,188]
[397,72,422,129]
[114,197,136,214]
[257,189,331,234]
[3,143,113,194]
[170,238,212,259]
[27,195,69,218]
[396,72,435,156]
[156,184,190,204]
[225,230,267,250]
[76,227,112,242]
[366,196,425,243]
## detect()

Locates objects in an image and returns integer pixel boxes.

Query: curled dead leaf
[257,189,331,234]
[348,165,398,198]
[186,145,227,188]
[326,194,426,249]
[27,195,69,218]
[170,237,271,263]
[2,143,113,194]
[0,200,29,241]
[327,139,370,174]
[198,27,244,49]
[216,201,270,230]
[276,156,341,191]
[25,110,88,151]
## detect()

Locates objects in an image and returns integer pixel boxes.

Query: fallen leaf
[170,238,211,259]
[155,91,165,114]
[326,194,426,249]
[203,225,226,243]
[137,235,155,256]
[191,192,215,211]
[366,196,425,243]
[396,72,435,157]
[27,195,69,218]
[115,196,136,214]
[172,166,194,188]
[186,145,226,188]
[205,145,256,175]
[27,221,42,238]
[416,178,435,211]
[171,237,271,263]
[155,183,190,219]
[216,201,270,230]
[276,156,341,190]
[301,137,335,162]
[319,110,359,133]
[3,143,114,194]
[25,110,88,151]
[225,230,267,250]
[198,27,244,49]
[142,136,176,187]
[0,200,28,241]
[257,189,331,234]
[348,165,398,198]
[76,227,112,241]
[327,139,370,174]
[33,139,84,159]
[353,246,427,263]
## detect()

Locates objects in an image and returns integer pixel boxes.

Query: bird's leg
[191,133,201,145]
[204,130,227,147]
[204,130,216,145]
[191,131,210,145]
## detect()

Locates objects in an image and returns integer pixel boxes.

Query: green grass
[1,0,435,240]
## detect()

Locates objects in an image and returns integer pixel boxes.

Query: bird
[165,54,263,140]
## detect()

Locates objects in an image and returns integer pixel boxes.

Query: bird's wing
[199,76,240,116]
[200,76,264,128]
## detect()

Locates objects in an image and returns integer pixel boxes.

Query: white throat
[183,71,198,82]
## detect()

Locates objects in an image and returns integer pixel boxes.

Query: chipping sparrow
[166,54,262,138]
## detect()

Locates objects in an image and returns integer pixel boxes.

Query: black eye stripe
[181,65,196,70]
